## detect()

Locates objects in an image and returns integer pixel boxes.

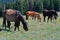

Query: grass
[0,12,60,40]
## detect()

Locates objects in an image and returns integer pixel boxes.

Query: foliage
[0,0,60,15]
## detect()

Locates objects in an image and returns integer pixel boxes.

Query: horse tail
[39,14,41,22]
[26,13,28,20]
[38,14,41,22]
[2,10,6,27]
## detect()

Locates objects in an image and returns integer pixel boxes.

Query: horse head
[54,12,58,20]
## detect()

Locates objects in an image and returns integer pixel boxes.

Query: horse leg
[38,16,41,22]
[17,21,20,31]
[5,20,6,30]
[39,17,41,22]
[50,16,52,22]
[14,21,20,31]
[7,21,11,31]
[2,17,7,30]
[32,15,35,20]
[32,17,33,20]
[47,16,50,22]
[44,16,46,22]
[14,25,16,31]
[14,22,17,31]
[33,16,36,20]
[26,14,28,20]
[2,17,6,27]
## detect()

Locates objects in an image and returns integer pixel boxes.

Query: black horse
[2,9,28,31]
[43,9,58,22]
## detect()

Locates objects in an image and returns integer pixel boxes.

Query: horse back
[3,9,19,22]
[6,9,16,15]
[26,11,34,17]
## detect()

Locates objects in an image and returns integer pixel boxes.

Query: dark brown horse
[26,11,41,22]
[43,9,58,22]
[2,9,28,31]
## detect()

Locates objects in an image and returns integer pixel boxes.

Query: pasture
[0,12,60,40]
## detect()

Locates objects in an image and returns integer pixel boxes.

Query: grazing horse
[43,9,58,22]
[26,11,41,22]
[2,9,28,31]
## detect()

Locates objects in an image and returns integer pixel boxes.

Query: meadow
[0,12,60,40]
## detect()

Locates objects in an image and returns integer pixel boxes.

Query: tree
[43,0,50,9]
[49,0,54,10]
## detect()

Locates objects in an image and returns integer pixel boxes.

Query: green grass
[0,12,60,40]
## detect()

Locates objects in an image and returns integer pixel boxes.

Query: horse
[2,9,28,31]
[26,11,41,22]
[43,9,58,22]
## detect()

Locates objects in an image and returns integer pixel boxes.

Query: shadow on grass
[0,28,11,32]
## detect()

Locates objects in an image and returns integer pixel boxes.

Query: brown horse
[26,11,41,22]
[2,9,28,31]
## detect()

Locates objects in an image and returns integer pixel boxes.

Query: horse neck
[19,15,27,25]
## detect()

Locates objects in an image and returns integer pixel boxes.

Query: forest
[0,0,60,15]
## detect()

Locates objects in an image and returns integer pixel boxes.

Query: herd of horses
[2,9,58,31]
